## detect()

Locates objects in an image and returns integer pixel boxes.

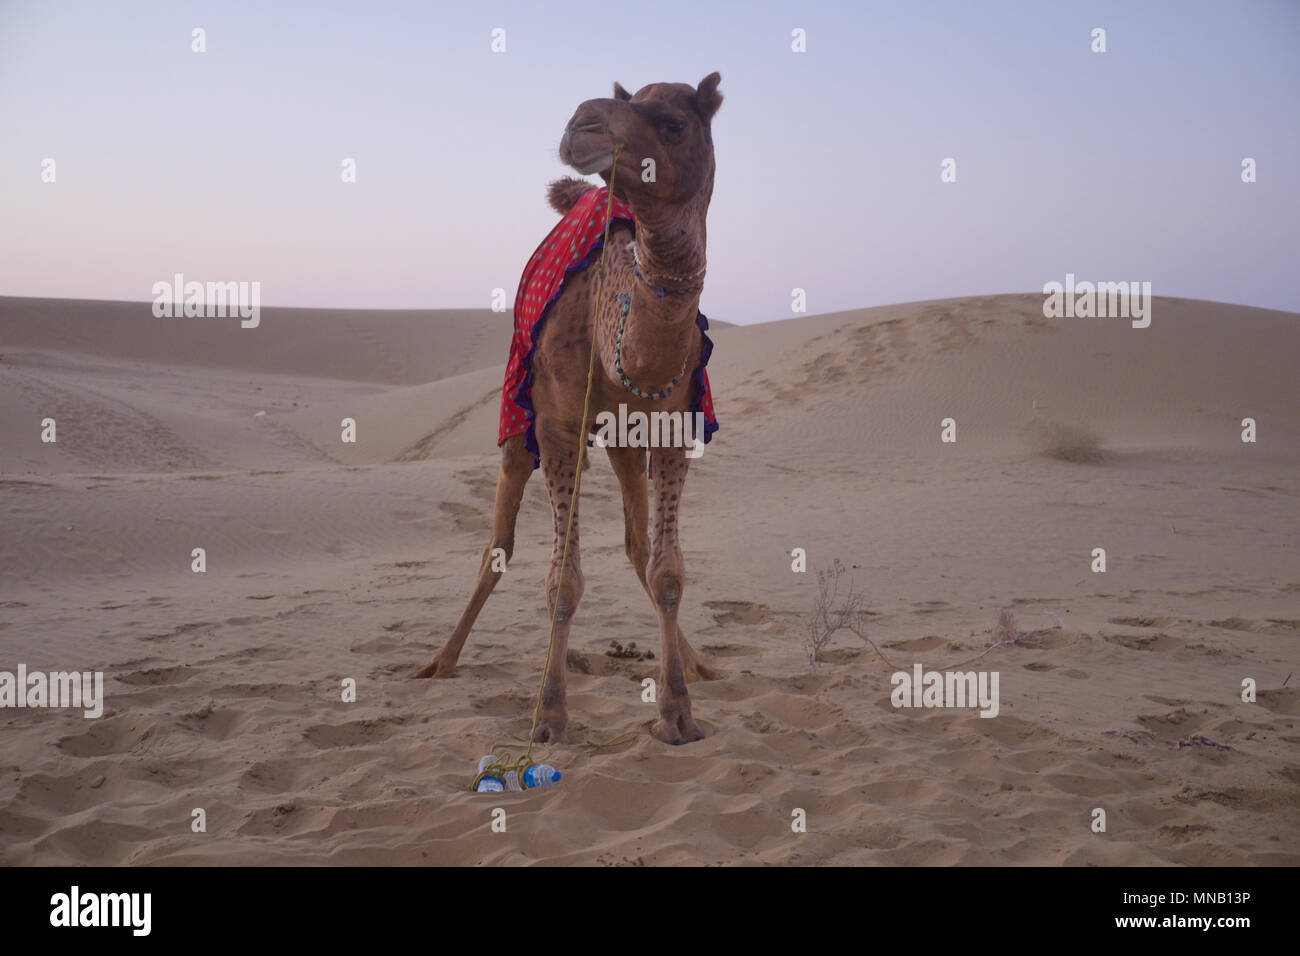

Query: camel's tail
[547,177,595,214]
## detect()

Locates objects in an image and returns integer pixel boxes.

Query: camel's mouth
[561,125,622,176]
[568,150,616,175]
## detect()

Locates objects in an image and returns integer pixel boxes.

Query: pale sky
[1,0,1297,324]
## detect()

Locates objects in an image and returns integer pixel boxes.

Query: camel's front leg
[533,424,586,745]
[607,445,721,683]
[646,446,704,744]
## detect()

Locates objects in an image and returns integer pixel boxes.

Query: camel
[413,73,725,746]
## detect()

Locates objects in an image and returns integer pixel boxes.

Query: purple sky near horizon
[1,0,1297,325]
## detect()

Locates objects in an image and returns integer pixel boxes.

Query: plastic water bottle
[475,755,506,793]
[474,756,561,792]
[522,764,561,789]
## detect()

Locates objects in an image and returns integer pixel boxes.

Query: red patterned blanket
[498,186,718,468]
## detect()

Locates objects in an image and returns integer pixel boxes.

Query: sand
[0,292,1297,866]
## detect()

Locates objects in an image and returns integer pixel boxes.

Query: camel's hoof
[650,709,705,745]
[532,713,570,745]
[412,654,456,679]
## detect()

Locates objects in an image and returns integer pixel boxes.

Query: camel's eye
[662,121,685,135]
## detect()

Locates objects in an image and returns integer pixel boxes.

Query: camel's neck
[632,207,707,287]
[605,199,709,397]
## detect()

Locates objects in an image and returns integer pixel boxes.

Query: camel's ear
[695,72,722,120]
[613,81,632,101]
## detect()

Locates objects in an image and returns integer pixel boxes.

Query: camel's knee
[546,568,584,623]
[649,569,683,614]
[547,587,581,623]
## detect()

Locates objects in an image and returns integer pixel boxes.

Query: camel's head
[559,73,722,213]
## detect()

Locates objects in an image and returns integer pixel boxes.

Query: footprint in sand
[117,665,194,686]
[1256,689,1299,717]
[703,600,770,627]
[302,717,407,749]
[439,501,489,533]
[57,715,156,758]
[700,643,761,658]
[1108,615,1182,628]
[1101,632,1183,652]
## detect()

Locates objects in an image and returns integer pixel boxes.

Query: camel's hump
[547,177,596,215]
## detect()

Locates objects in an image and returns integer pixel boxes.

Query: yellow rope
[470,728,638,791]
[474,148,624,792]
[582,730,638,754]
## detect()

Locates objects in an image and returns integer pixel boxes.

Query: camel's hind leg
[413,435,532,679]
[606,445,720,684]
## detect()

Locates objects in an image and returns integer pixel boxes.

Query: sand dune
[0,298,513,386]
[1,293,1297,865]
